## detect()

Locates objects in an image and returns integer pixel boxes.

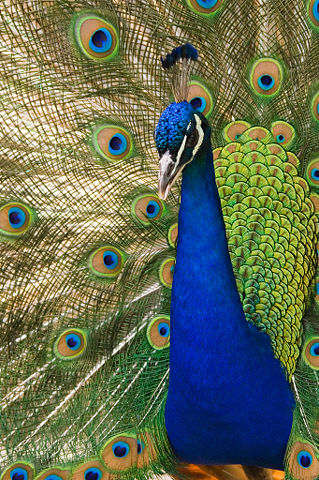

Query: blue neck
[165,141,294,469]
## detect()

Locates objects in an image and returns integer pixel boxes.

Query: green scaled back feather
[0,1,319,480]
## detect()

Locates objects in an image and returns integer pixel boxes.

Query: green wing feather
[0,1,319,480]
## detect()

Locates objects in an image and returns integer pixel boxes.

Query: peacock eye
[88,246,125,278]
[297,450,313,468]
[84,468,102,480]
[73,14,118,61]
[159,258,175,288]
[92,125,133,162]
[310,342,319,356]
[112,441,130,458]
[137,440,145,454]
[223,121,251,142]
[190,96,205,111]
[108,133,127,155]
[147,316,170,350]
[303,337,319,368]
[44,476,62,480]
[54,329,87,360]
[271,121,295,148]
[309,0,319,27]
[307,159,319,186]
[132,195,164,224]
[250,58,283,97]
[186,0,223,15]
[187,80,214,117]
[10,469,28,480]
[258,74,275,90]
[0,202,35,237]
[186,129,198,148]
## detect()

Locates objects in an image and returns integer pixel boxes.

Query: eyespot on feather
[187,80,214,117]
[271,121,295,148]
[74,14,118,61]
[249,58,283,97]
[131,195,164,225]
[88,246,125,278]
[308,0,319,28]
[311,93,319,121]
[306,159,319,186]
[147,316,170,350]
[223,121,251,142]
[72,461,110,480]
[1,464,34,480]
[54,329,87,360]
[35,469,71,480]
[135,432,157,468]
[100,434,137,472]
[168,223,178,247]
[0,202,35,237]
[92,125,133,162]
[288,442,319,480]
[159,258,175,288]
[186,0,224,15]
[303,337,319,369]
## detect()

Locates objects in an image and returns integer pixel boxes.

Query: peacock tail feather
[0,0,319,479]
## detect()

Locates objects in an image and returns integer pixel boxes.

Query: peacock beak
[158,151,180,200]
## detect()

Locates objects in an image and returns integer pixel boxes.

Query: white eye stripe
[173,115,204,176]
[192,114,204,158]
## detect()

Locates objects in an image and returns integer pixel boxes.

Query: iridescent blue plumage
[155,101,195,154]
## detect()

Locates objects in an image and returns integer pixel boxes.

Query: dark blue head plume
[161,44,198,70]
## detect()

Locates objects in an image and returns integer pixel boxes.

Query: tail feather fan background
[1,1,319,479]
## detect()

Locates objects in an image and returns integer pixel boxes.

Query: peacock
[1,1,319,479]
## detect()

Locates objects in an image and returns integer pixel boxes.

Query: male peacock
[1,1,319,480]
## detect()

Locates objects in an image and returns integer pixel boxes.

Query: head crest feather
[161,44,198,103]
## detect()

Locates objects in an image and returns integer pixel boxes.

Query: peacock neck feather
[165,138,295,469]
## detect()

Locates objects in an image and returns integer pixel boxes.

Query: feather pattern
[0,1,318,480]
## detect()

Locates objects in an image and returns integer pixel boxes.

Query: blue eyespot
[158,322,170,338]
[190,96,207,113]
[195,0,218,7]
[311,168,319,180]
[276,134,285,143]
[313,0,319,21]
[65,333,81,351]
[45,475,63,480]
[297,450,313,468]
[103,250,119,269]
[112,441,130,458]
[8,207,26,229]
[137,440,145,454]
[317,103,319,115]
[84,468,102,480]
[257,74,275,91]
[146,200,160,218]
[10,469,28,480]
[310,342,319,356]
[89,28,112,53]
[108,133,127,155]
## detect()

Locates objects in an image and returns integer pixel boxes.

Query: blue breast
[164,147,294,469]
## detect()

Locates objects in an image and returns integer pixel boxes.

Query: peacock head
[155,100,211,200]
